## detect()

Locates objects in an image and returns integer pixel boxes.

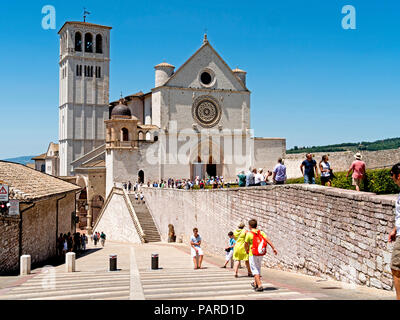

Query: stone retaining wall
[143,185,397,290]
[284,148,400,179]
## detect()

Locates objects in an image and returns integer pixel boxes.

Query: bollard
[20,255,31,275]
[151,253,159,270]
[109,254,117,271]
[66,252,76,272]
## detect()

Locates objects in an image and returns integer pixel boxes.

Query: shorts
[249,255,263,275]
[321,176,331,185]
[391,237,400,271]
[225,250,234,261]
[352,178,362,187]
[191,246,204,257]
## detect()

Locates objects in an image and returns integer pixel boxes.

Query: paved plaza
[0,241,396,300]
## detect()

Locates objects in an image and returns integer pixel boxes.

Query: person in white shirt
[254,168,266,186]
[389,163,400,300]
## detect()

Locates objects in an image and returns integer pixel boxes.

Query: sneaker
[220,266,226,268]
[251,282,257,288]
[255,287,264,292]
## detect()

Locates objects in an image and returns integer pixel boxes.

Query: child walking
[221,231,236,268]
[244,219,278,292]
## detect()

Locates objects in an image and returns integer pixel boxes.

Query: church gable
[164,42,247,92]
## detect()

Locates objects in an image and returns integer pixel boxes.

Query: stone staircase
[128,196,161,243]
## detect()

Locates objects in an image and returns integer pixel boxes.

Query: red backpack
[251,230,267,256]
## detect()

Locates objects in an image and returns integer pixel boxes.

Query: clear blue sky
[1,0,399,159]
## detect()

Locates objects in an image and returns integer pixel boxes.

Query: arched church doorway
[206,156,217,178]
[138,170,144,184]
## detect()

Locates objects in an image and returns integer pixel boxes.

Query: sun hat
[354,152,362,160]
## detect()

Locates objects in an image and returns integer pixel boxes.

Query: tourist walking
[81,233,87,251]
[300,153,318,184]
[272,158,287,185]
[319,155,332,186]
[233,222,252,278]
[221,231,236,268]
[93,232,98,246]
[388,163,400,300]
[100,232,106,247]
[57,233,64,256]
[244,219,278,292]
[190,228,204,269]
[62,235,68,255]
[346,152,366,192]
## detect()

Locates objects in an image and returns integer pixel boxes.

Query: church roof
[58,21,112,34]
[154,62,175,69]
[232,68,246,73]
[160,38,249,91]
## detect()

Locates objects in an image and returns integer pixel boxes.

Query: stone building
[31,142,60,176]
[57,20,286,232]
[0,161,80,274]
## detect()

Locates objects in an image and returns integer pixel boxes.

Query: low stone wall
[284,148,400,179]
[143,185,397,290]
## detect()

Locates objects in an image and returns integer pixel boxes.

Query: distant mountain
[287,137,400,154]
[2,156,36,165]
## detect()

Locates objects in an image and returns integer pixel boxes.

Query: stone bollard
[20,255,31,275]
[66,252,76,272]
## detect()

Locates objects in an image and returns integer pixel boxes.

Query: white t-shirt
[396,193,400,236]
[321,161,331,177]
[254,173,265,184]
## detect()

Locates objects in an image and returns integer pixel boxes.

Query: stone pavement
[0,241,396,300]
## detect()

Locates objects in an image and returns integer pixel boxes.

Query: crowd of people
[56,232,88,256]
[149,176,226,190]
[190,218,278,292]
[56,231,107,257]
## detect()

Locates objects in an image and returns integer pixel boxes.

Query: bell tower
[58,21,112,176]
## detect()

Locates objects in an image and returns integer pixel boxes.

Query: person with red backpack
[244,219,278,292]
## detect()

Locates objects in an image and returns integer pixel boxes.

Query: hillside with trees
[287,137,400,154]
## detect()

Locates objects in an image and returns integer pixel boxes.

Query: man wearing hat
[346,152,366,192]
[388,163,400,299]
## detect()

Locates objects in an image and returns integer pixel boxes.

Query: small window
[85,33,93,53]
[122,128,129,141]
[200,71,212,85]
[75,32,82,52]
[96,34,103,54]
[90,66,93,77]
[76,65,80,76]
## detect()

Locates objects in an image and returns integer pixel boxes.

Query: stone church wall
[142,185,397,290]
[284,148,400,179]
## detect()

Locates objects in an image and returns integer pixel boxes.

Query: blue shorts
[304,175,315,184]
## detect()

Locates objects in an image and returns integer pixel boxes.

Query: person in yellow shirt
[245,219,277,292]
[233,222,252,278]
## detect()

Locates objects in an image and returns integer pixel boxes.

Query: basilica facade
[58,20,285,230]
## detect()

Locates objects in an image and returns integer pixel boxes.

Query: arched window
[75,32,82,52]
[96,34,103,54]
[85,33,93,52]
[145,132,151,141]
[121,128,129,141]
[138,131,144,140]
